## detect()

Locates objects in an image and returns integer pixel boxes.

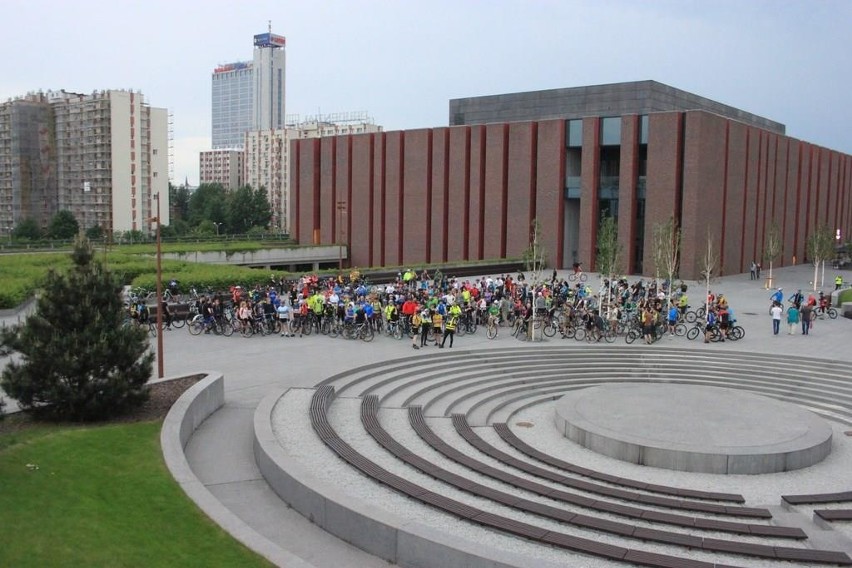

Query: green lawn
[0,420,271,568]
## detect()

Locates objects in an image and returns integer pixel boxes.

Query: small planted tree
[699,228,719,321]
[0,236,153,421]
[763,221,783,288]
[49,209,80,239]
[807,223,835,290]
[522,219,548,285]
[595,216,622,318]
[653,216,681,307]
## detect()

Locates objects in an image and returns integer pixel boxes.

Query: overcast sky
[2,0,849,185]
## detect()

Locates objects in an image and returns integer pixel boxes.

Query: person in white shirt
[770,303,783,336]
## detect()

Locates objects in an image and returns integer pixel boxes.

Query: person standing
[750,261,757,280]
[837,275,844,290]
[770,302,783,335]
[441,314,458,348]
[787,304,800,335]
[800,303,813,335]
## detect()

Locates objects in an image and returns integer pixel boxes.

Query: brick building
[290,82,852,279]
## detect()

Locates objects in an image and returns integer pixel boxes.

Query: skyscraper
[251,31,286,133]
[211,61,253,149]
[209,28,285,150]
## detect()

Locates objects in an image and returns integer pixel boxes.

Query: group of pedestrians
[769,287,831,336]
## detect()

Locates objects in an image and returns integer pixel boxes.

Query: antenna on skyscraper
[268,20,272,33]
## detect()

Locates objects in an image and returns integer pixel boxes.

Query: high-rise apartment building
[0,89,169,236]
[209,29,285,150]
[199,149,244,190]
[244,113,381,232]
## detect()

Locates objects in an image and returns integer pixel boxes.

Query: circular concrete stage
[554,384,833,474]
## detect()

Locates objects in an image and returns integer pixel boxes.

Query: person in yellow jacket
[441,313,458,348]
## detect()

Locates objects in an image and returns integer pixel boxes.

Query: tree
[0,237,153,421]
[806,223,835,291]
[169,182,191,221]
[227,185,272,234]
[85,225,104,241]
[188,183,227,228]
[595,216,622,318]
[653,216,681,307]
[49,209,80,239]
[699,227,719,322]
[762,220,782,288]
[522,219,548,284]
[12,218,43,241]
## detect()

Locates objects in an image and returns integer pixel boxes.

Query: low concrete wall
[253,387,560,568]
[161,373,314,568]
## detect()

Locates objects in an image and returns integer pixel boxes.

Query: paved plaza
[2,264,852,567]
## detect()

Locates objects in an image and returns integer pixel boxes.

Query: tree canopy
[49,209,80,239]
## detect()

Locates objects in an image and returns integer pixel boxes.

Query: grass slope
[0,420,271,568]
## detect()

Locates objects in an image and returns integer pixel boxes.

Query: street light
[147,193,164,379]
[336,201,347,271]
[213,222,222,236]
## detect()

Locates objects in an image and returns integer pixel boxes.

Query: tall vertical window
[565,120,582,198]
[599,117,621,223]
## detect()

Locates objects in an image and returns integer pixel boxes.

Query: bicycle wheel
[828,308,838,319]
[360,325,375,342]
[148,323,157,337]
[562,326,576,339]
[579,273,587,283]
[302,320,313,336]
[685,311,697,324]
[220,320,235,337]
[392,325,403,340]
[171,315,186,329]
[686,326,700,341]
[625,329,638,344]
[574,328,586,341]
[240,324,254,338]
[486,324,498,339]
[456,323,466,337]
[543,322,557,337]
[188,315,205,335]
[730,326,745,341]
[604,329,617,343]
[674,323,687,337]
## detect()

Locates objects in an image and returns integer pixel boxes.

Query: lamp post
[147,194,165,378]
[336,200,347,271]
[213,222,222,236]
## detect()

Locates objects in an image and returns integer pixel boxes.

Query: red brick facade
[291,111,852,279]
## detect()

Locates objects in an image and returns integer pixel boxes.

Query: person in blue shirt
[704,309,718,343]
[770,288,783,304]
[667,304,679,336]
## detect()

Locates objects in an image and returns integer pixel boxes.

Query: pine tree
[0,237,153,421]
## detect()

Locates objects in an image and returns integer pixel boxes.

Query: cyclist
[168,278,180,299]
[667,303,679,337]
[704,308,718,343]
[160,298,173,330]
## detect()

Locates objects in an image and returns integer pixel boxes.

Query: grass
[0,420,271,568]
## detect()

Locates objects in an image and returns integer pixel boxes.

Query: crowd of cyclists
[131,265,748,346]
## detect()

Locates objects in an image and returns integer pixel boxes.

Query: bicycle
[384,320,404,340]
[511,318,531,342]
[813,306,838,320]
[485,315,499,339]
[568,271,588,283]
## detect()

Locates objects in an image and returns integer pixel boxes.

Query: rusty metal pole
[155,193,164,378]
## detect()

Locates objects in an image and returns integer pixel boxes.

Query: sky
[2,0,850,186]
